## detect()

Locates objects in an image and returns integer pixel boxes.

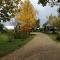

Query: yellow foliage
[20,23,31,32]
[48,15,60,28]
[16,0,36,32]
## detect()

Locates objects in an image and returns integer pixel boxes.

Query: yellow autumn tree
[16,0,36,34]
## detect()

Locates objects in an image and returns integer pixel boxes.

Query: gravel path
[0,32,60,60]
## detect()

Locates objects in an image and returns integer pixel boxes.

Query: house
[43,22,56,33]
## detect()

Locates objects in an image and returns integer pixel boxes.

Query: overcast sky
[30,0,59,26]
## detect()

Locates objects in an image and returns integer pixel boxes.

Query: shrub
[56,35,60,41]
[15,31,28,39]
[0,24,4,32]
[56,31,60,41]
[5,29,15,42]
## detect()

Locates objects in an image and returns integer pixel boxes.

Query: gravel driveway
[0,32,60,60]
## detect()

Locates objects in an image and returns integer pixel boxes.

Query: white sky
[30,0,59,26]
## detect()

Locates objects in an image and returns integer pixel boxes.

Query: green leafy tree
[38,0,60,6]
[0,0,20,21]
[58,7,60,18]
[38,0,48,6]
[36,19,40,28]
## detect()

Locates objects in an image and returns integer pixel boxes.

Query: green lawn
[0,32,34,58]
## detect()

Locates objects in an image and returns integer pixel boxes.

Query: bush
[56,35,60,41]
[15,31,29,39]
[0,24,4,32]
[56,32,60,41]
[5,29,15,42]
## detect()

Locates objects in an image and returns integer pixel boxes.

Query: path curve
[0,32,60,60]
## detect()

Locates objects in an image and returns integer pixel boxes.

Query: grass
[0,32,35,58]
[47,33,60,42]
